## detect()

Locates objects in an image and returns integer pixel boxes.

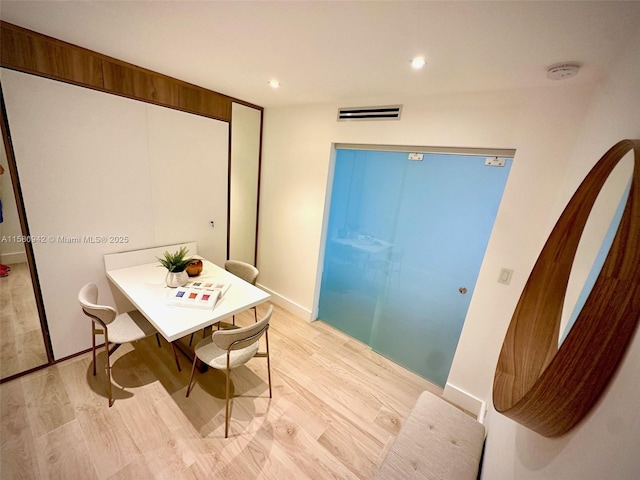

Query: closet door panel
[2,69,153,359]
[229,102,260,265]
[147,105,228,266]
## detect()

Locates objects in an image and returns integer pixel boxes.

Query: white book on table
[184,279,231,297]
[167,286,220,309]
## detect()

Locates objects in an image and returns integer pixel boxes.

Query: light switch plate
[498,268,513,285]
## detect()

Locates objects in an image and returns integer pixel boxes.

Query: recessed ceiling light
[411,57,426,69]
[268,80,281,88]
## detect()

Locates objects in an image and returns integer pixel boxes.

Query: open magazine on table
[167,279,231,309]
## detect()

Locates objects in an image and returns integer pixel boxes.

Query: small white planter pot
[166,270,189,288]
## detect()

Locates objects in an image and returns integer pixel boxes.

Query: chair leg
[253,306,257,323]
[266,331,272,398]
[185,355,199,397]
[104,341,113,407]
[170,342,181,372]
[224,369,231,438]
[155,333,161,348]
[92,324,97,376]
[232,315,236,326]
[189,332,195,346]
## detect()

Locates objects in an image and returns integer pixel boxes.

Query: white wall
[259,84,594,395]
[259,28,639,478]
[479,29,640,480]
[259,84,593,319]
[2,69,229,359]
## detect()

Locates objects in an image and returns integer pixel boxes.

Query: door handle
[459,287,467,294]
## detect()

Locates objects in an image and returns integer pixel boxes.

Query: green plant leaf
[157,246,194,272]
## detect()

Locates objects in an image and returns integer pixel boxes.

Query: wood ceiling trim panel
[102,60,180,109]
[1,21,103,89]
[0,21,239,121]
[178,83,232,121]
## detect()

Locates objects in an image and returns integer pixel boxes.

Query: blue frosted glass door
[318,149,512,387]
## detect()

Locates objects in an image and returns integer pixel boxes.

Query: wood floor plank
[0,341,19,379]
[21,366,75,438]
[139,436,201,480]
[232,425,318,480]
[57,351,109,410]
[34,419,99,480]
[0,276,11,307]
[318,421,382,479]
[374,405,403,436]
[269,412,360,480]
[17,329,48,371]
[1,303,443,479]
[0,378,41,479]
[1,262,48,379]
[105,456,156,480]
[312,346,430,416]
[74,402,142,478]
[274,369,337,440]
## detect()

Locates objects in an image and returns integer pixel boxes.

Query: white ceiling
[1,1,639,108]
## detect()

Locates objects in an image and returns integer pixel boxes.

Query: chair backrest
[225,259,259,285]
[212,305,272,351]
[78,283,117,326]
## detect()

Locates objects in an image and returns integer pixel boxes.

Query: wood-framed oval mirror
[493,139,640,437]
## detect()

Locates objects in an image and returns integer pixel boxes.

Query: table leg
[172,327,213,372]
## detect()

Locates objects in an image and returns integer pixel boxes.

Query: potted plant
[157,246,193,287]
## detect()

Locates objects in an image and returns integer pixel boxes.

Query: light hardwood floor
[0,303,440,479]
[0,262,48,379]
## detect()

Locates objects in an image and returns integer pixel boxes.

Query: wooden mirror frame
[493,139,640,437]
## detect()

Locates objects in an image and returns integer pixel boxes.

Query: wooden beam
[0,21,260,121]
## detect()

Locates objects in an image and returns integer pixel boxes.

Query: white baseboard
[0,252,28,264]
[443,383,487,423]
[256,283,313,322]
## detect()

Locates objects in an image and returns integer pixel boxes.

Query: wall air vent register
[338,105,402,121]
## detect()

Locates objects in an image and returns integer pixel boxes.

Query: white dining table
[105,256,270,343]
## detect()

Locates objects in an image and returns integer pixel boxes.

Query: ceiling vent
[338,105,402,121]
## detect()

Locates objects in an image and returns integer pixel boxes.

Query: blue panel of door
[318,149,512,386]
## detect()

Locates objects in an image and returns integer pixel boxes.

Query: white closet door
[2,69,155,359]
[2,68,229,359]
[147,105,228,266]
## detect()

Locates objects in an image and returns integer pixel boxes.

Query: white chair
[78,282,181,406]
[186,305,273,438]
[225,259,259,324]
[189,260,260,346]
[188,259,259,346]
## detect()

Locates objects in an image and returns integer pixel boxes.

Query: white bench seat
[375,391,486,480]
